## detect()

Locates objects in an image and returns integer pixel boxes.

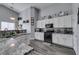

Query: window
[1,22,15,30]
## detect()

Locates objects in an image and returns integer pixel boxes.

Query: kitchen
[35,15,73,47]
[0,3,79,55]
[35,4,73,48]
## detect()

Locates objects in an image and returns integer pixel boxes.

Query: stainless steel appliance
[44,23,54,44]
[44,32,52,43]
[45,23,53,28]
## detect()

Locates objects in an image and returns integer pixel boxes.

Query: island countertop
[0,34,33,55]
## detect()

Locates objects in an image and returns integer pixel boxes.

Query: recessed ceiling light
[10,17,15,20]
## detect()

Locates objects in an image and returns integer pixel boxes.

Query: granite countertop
[0,34,33,55]
[35,28,73,35]
[0,43,33,55]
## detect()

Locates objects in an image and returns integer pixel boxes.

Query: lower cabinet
[35,32,44,41]
[35,33,73,48]
[52,34,73,48]
[64,35,73,47]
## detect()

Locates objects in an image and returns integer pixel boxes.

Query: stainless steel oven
[44,23,53,44]
[44,31,52,44]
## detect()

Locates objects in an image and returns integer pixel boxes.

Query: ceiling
[1,3,54,13]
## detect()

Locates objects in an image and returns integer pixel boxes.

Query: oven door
[44,32,52,43]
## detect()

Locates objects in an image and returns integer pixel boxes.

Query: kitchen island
[0,34,33,55]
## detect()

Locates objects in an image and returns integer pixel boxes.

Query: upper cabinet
[63,15,72,27]
[37,20,46,28]
[37,21,41,28]
[53,18,59,27]
[56,15,72,27]
[37,15,72,28]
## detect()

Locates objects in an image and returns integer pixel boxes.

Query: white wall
[19,7,40,34]
[72,3,79,55]
[40,3,72,18]
[30,7,40,39]
[19,8,31,33]
[72,4,78,54]
[0,5,19,30]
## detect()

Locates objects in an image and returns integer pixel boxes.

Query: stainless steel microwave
[45,24,53,28]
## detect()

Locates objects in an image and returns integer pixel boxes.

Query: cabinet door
[54,18,59,27]
[45,19,50,24]
[57,34,65,45]
[64,35,73,47]
[53,34,73,48]
[40,21,43,28]
[41,20,45,28]
[35,32,44,41]
[37,20,46,28]
[39,32,44,41]
[64,15,72,27]
[35,32,39,39]
[55,15,72,27]
[48,19,54,24]
[53,34,58,44]
[57,17,64,27]
[37,21,41,28]
[58,34,73,48]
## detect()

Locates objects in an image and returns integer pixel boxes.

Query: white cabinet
[41,20,45,28]
[52,34,59,43]
[64,35,73,47]
[57,17,64,27]
[37,20,45,28]
[53,34,73,48]
[53,18,59,27]
[47,19,54,24]
[45,19,49,24]
[53,34,64,45]
[58,34,65,45]
[56,15,72,27]
[35,32,44,41]
[37,21,41,28]
[37,15,72,28]
[64,15,72,27]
